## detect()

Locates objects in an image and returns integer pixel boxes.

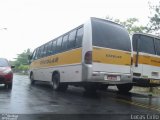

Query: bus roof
[133,33,160,40]
[91,17,125,28]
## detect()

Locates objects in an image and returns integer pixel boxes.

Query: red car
[0,58,14,89]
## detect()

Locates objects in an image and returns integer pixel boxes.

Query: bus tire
[116,84,133,93]
[52,73,68,92]
[30,73,35,85]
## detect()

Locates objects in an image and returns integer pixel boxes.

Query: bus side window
[52,40,57,54]
[44,45,48,57]
[139,35,155,55]
[62,34,69,51]
[37,47,41,59]
[56,37,62,53]
[46,41,53,56]
[38,46,45,58]
[155,38,160,55]
[31,50,36,60]
[68,30,76,49]
[75,27,83,48]
[35,48,39,60]
[40,45,45,58]
[132,34,139,52]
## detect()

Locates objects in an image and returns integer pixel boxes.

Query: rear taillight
[5,73,13,79]
[84,51,92,64]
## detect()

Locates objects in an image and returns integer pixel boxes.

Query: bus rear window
[92,18,131,51]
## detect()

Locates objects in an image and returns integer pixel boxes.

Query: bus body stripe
[30,48,82,69]
[93,47,131,66]
[133,54,160,67]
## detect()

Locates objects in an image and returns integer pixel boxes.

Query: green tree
[13,48,32,72]
[18,65,29,71]
[148,1,160,36]
[15,49,31,65]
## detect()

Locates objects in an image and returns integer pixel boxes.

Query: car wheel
[30,73,35,85]
[52,73,68,92]
[84,84,98,93]
[5,83,12,89]
[116,84,133,93]
[8,83,12,89]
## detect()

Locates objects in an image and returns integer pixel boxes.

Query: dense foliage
[148,1,160,35]
[11,49,32,73]
[106,1,160,36]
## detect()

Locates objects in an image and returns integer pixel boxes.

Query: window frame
[75,26,83,48]
[52,40,57,54]
[154,38,160,56]
[31,50,36,60]
[139,35,156,55]
[46,41,53,56]
[92,18,131,52]
[62,34,69,51]
[42,44,47,57]
[56,37,63,53]
[32,25,84,59]
[68,30,77,50]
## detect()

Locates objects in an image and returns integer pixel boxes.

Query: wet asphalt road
[0,74,160,120]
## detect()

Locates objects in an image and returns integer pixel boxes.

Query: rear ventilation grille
[133,73,141,77]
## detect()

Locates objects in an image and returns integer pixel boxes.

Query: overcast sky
[0,0,158,60]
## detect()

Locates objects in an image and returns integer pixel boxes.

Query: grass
[13,72,29,76]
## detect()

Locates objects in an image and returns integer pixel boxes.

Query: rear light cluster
[4,73,13,79]
[84,51,92,64]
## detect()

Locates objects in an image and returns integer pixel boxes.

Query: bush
[17,65,29,72]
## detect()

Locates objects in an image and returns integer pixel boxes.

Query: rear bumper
[133,77,160,87]
[82,63,132,84]
[85,72,132,84]
[0,75,13,84]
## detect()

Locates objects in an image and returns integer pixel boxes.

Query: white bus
[132,33,160,87]
[29,17,133,92]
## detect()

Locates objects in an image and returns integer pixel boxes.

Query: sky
[0,0,158,60]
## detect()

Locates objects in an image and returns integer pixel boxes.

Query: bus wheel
[30,73,35,85]
[52,73,68,92]
[116,84,133,93]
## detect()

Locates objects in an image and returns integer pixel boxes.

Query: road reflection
[0,74,160,114]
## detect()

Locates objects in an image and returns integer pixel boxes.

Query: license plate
[104,75,120,81]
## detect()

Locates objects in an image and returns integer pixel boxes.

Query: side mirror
[11,65,15,69]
